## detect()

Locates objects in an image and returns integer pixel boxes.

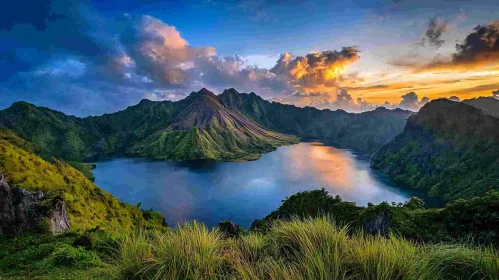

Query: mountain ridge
[0,88,412,162]
[371,98,499,201]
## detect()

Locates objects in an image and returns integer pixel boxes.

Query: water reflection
[93,142,411,228]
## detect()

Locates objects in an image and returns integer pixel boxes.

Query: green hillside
[130,89,298,161]
[0,88,411,163]
[0,129,165,232]
[220,88,412,155]
[371,99,499,201]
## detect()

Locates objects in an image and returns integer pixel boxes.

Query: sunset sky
[1,0,499,115]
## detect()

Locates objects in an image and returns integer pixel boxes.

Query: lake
[93,142,412,228]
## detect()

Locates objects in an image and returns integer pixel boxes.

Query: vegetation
[219,88,412,155]
[0,88,410,163]
[0,132,165,232]
[1,185,498,279]
[258,188,499,246]
[4,217,497,280]
[0,231,114,279]
[112,218,499,280]
[372,99,499,201]
[2,92,499,279]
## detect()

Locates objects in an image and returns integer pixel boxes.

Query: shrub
[50,244,101,268]
[72,234,95,250]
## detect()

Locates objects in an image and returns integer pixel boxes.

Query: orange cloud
[270,47,360,94]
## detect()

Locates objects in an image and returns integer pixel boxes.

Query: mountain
[0,101,99,161]
[129,89,298,161]
[220,88,413,155]
[371,99,499,201]
[0,88,412,162]
[462,96,499,118]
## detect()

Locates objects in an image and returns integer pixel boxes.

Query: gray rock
[0,174,70,236]
[364,207,392,237]
[49,196,71,235]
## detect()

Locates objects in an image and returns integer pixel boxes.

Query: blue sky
[1,0,499,115]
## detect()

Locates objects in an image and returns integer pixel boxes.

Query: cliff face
[0,175,70,236]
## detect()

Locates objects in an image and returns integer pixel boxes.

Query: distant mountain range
[372,98,499,201]
[0,88,412,162]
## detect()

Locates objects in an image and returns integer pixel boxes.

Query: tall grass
[112,217,499,280]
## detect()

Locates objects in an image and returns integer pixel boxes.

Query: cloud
[398,20,499,72]
[1,0,365,115]
[270,47,360,94]
[143,90,186,101]
[121,15,216,87]
[448,96,461,102]
[399,92,429,110]
[493,89,499,99]
[307,88,377,112]
[420,18,448,48]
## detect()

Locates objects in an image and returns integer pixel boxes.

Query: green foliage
[262,189,362,230]
[259,188,499,246]
[113,222,225,279]
[219,89,411,155]
[50,244,101,268]
[112,217,499,280]
[372,99,499,201]
[0,232,112,279]
[0,138,166,232]
[0,89,410,164]
[72,234,95,251]
[66,161,96,181]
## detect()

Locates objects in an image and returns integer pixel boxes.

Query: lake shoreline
[93,142,417,228]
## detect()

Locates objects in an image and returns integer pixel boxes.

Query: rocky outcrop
[364,208,392,237]
[218,220,241,238]
[0,175,70,236]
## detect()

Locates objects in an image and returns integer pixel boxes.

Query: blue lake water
[93,142,412,228]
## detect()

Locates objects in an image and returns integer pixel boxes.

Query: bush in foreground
[112,217,499,280]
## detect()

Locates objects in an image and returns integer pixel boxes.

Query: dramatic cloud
[399,92,430,110]
[121,15,216,87]
[398,20,499,72]
[453,21,499,64]
[270,47,360,94]
[420,18,448,48]
[0,0,362,115]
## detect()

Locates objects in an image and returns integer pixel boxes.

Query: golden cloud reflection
[286,142,356,190]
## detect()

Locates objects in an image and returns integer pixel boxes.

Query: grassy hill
[2,189,498,279]
[0,129,165,232]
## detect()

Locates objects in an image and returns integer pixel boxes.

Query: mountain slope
[371,99,499,201]
[0,129,165,231]
[0,102,99,161]
[0,88,412,162]
[130,89,298,161]
[220,88,412,155]
[463,97,499,118]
